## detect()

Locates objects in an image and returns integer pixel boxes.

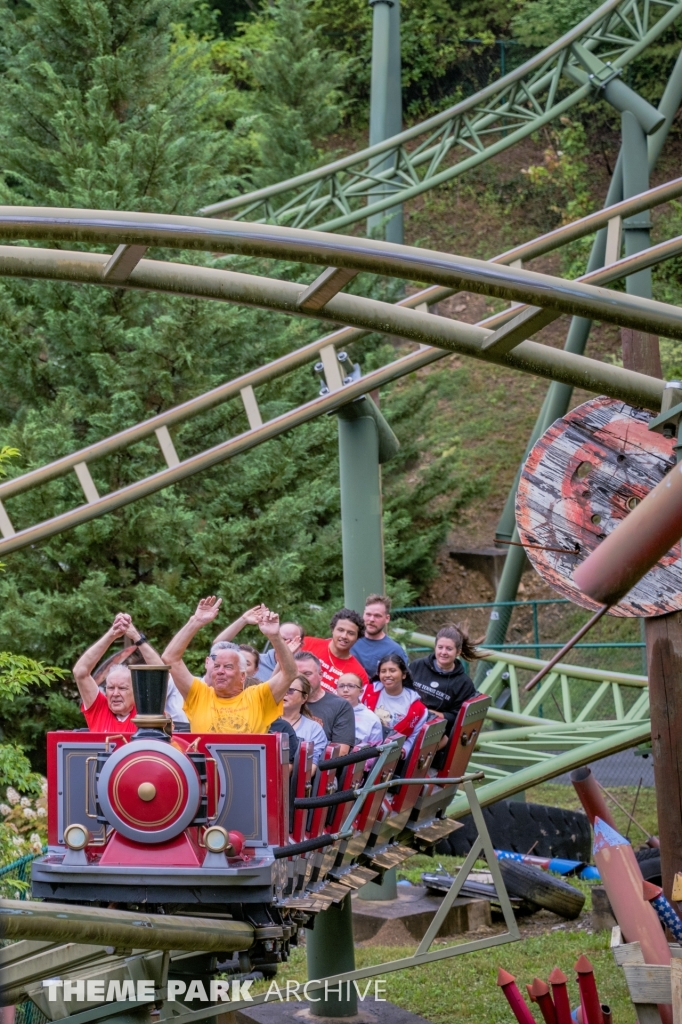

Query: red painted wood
[516,396,681,616]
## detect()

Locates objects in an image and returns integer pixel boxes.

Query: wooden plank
[516,396,682,618]
[623,964,671,1003]
[673,958,682,1024]
[647,613,682,899]
[635,1006,664,1024]
[612,940,645,965]
[672,874,682,902]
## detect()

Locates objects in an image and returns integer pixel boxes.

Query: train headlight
[204,826,234,855]
[64,823,91,851]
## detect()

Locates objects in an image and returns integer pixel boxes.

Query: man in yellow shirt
[161,597,296,733]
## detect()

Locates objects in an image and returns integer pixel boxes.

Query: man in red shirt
[302,608,370,693]
[73,613,162,733]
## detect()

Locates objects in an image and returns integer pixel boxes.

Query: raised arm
[125,620,164,666]
[213,606,262,644]
[161,597,222,699]
[73,613,130,710]
[257,609,297,704]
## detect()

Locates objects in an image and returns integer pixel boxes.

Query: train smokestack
[130,664,171,740]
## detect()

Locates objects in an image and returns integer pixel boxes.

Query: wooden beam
[297,267,359,311]
[622,963,671,1004]
[672,958,682,1024]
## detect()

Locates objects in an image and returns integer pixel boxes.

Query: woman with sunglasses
[362,653,429,760]
[282,674,328,770]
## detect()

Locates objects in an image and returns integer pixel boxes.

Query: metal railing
[393,599,643,660]
[393,628,649,725]
[0,850,41,899]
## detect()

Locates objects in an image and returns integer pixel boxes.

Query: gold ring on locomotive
[97,740,201,843]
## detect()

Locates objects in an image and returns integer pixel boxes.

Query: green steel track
[0,191,679,554]
[201,0,682,230]
[0,205,665,801]
[1,0,680,792]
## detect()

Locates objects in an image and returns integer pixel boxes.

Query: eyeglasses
[337,682,361,690]
[286,687,305,696]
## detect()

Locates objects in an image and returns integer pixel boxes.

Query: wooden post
[619,109,682,903]
[623,318,682,903]
[672,957,682,1024]
[646,617,682,899]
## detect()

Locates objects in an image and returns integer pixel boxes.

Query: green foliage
[517,119,593,231]
[0,779,47,872]
[220,0,532,123]
[0,745,42,795]
[306,0,527,118]
[0,0,468,764]
[214,0,347,188]
[656,200,682,379]
[0,651,66,701]
[511,0,599,48]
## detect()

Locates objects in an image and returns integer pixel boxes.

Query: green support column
[337,395,399,613]
[306,896,358,1017]
[357,865,398,900]
[305,394,399,1014]
[368,0,403,243]
[338,405,385,613]
[622,110,654,299]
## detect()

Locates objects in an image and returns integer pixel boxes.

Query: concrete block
[236,997,433,1024]
[351,885,491,944]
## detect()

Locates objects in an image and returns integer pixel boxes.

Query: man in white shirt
[336,673,383,747]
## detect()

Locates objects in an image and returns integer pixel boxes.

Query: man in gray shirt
[294,651,355,755]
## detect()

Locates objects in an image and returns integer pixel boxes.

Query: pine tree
[0,0,467,758]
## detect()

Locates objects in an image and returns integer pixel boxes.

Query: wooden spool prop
[515,396,682,618]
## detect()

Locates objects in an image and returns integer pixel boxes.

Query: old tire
[499,859,586,920]
[635,846,662,886]
[437,800,591,860]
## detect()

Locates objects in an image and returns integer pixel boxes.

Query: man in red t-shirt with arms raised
[302,608,370,693]
[73,613,162,733]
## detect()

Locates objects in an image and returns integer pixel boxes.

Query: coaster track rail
[200,0,682,230]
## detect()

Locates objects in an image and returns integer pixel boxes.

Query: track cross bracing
[0,176,680,554]
[201,0,682,230]
[387,639,652,813]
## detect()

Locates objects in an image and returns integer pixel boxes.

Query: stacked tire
[437,800,591,861]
